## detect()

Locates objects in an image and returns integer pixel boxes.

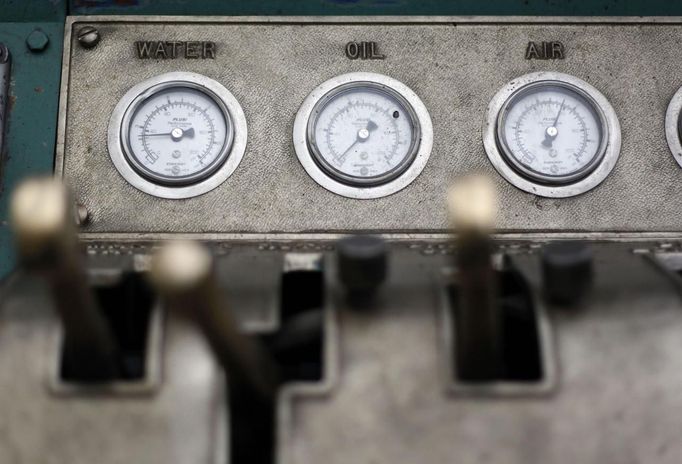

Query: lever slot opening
[445,260,553,393]
[59,271,157,385]
[229,254,326,464]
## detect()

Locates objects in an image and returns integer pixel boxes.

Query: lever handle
[448,174,503,381]
[10,177,118,381]
[150,240,279,401]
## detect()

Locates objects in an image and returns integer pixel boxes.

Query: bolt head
[26,29,49,52]
[78,26,100,49]
[337,235,387,293]
[542,241,594,306]
[0,44,9,64]
[75,203,90,226]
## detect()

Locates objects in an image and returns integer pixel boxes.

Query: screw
[77,26,100,49]
[26,29,49,53]
[75,203,90,226]
[0,44,9,64]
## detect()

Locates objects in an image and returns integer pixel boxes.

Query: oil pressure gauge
[483,72,621,198]
[294,72,433,199]
[108,72,247,199]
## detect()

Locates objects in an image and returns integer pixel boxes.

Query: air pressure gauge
[665,85,682,168]
[483,72,621,198]
[294,72,433,199]
[108,72,247,199]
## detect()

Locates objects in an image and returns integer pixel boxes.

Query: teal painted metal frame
[0,21,65,279]
[67,0,682,17]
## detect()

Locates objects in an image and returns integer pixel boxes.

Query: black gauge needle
[144,127,195,141]
[337,120,379,164]
[542,99,565,148]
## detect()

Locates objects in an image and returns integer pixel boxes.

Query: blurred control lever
[10,177,119,382]
[150,240,280,401]
[448,175,503,381]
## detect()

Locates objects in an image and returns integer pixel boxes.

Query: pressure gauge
[483,72,621,198]
[665,86,682,168]
[108,72,247,199]
[294,72,433,199]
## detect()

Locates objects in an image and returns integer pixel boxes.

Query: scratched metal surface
[279,244,682,464]
[58,18,682,235]
[0,274,227,464]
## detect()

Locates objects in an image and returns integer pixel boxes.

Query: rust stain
[8,95,16,112]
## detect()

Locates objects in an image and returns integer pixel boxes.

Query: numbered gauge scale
[108,72,247,199]
[483,72,621,198]
[294,72,433,199]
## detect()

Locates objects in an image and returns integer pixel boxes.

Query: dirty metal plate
[58,17,682,236]
[279,245,682,464]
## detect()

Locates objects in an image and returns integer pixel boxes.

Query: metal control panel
[55,16,682,238]
[7,12,682,464]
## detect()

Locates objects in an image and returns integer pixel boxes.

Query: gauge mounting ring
[107,71,247,199]
[482,72,621,198]
[293,72,433,199]
[664,85,682,169]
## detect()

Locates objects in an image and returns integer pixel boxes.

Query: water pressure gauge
[294,72,433,199]
[483,72,621,198]
[108,72,247,199]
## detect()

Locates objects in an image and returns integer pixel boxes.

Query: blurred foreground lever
[149,240,280,401]
[10,177,119,381]
[448,174,503,381]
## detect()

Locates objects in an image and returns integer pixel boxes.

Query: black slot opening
[449,265,543,383]
[269,270,325,382]
[60,272,155,382]
[229,268,325,464]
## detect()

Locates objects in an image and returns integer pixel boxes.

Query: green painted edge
[0,22,65,279]
[69,0,682,16]
[2,0,67,22]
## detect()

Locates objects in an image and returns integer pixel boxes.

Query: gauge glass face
[308,83,420,186]
[498,83,606,184]
[125,85,230,186]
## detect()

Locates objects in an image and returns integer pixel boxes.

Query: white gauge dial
[497,82,607,184]
[109,72,247,199]
[294,72,433,199]
[125,85,231,185]
[308,82,420,186]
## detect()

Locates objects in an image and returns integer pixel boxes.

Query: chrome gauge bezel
[483,72,621,198]
[664,85,682,169]
[496,81,609,185]
[120,81,234,186]
[306,81,421,187]
[293,72,433,199]
[108,72,247,199]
